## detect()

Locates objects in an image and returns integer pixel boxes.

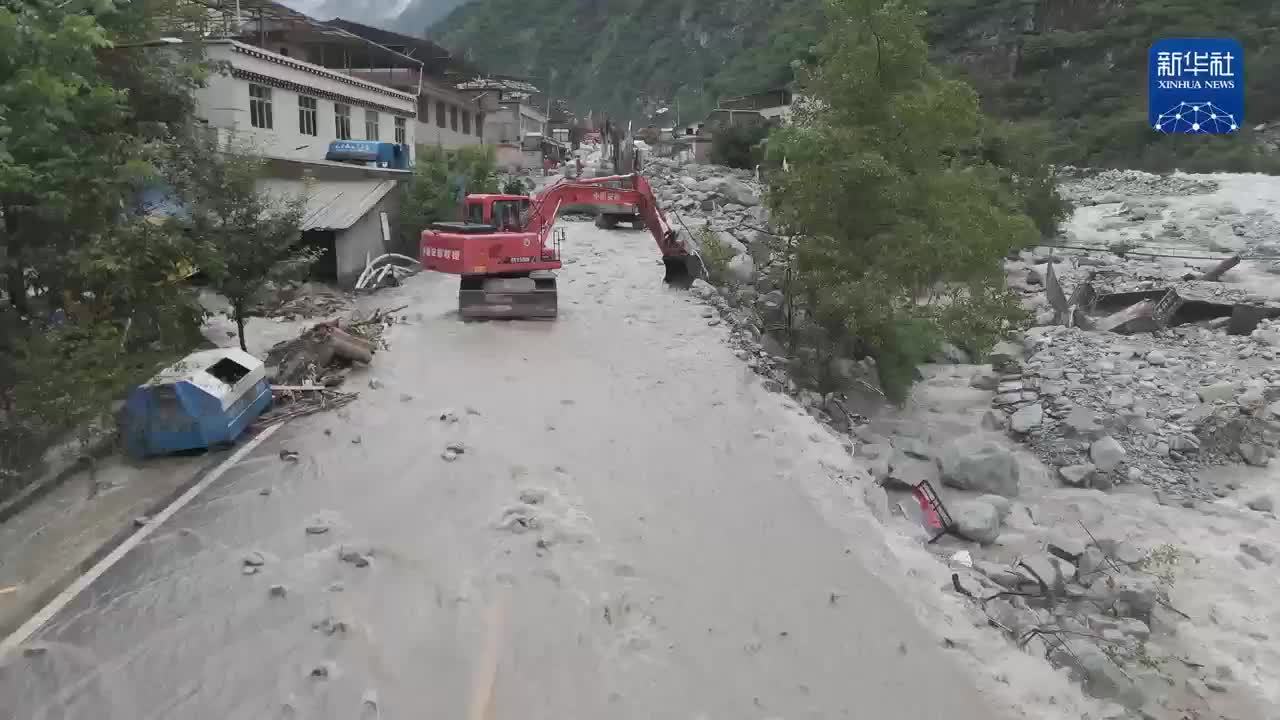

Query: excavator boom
[421,173,701,320]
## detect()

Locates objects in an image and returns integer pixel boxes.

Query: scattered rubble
[664,158,1280,717]
[252,281,351,320]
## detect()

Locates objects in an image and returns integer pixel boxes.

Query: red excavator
[421,173,701,319]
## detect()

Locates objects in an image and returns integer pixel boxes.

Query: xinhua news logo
[1148,38,1245,135]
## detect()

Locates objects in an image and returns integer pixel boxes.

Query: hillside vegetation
[424,0,1280,171]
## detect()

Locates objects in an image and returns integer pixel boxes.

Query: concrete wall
[195,42,417,164]
[333,189,403,288]
[416,77,486,150]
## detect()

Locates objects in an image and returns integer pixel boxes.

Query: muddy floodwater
[0,223,1007,719]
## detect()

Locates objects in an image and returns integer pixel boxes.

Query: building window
[477,113,484,138]
[249,84,273,129]
[450,106,458,131]
[436,100,446,128]
[394,117,407,145]
[365,109,380,141]
[298,96,318,136]
[419,95,430,124]
[335,103,352,140]
[461,111,471,135]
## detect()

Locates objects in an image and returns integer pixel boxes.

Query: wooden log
[327,327,375,363]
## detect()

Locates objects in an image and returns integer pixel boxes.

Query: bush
[695,227,736,283]
[712,124,770,169]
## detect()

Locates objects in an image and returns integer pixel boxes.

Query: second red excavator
[420,173,703,320]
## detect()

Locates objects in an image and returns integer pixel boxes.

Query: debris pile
[1056,168,1220,203]
[252,281,351,320]
[254,306,404,426]
[951,528,1192,710]
[982,320,1280,499]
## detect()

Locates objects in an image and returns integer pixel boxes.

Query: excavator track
[458,272,558,320]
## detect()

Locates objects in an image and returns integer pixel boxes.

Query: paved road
[0,223,1008,720]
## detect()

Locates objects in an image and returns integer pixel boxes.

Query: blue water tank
[325,140,409,170]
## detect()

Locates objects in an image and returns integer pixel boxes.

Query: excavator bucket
[662,254,706,287]
[458,272,558,320]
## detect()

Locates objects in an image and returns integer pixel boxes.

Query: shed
[122,348,272,457]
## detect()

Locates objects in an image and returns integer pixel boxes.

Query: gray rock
[892,435,932,460]
[689,278,717,299]
[1059,464,1097,488]
[1198,381,1236,403]
[712,176,761,206]
[988,342,1025,373]
[1010,404,1044,433]
[1052,645,1146,708]
[1169,433,1201,453]
[1240,541,1277,565]
[938,436,1021,497]
[1063,407,1104,439]
[953,500,1002,545]
[976,494,1012,521]
[243,551,266,567]
[1076,546,1109,582]
[1238,443,1270,467]
[269,584,288,598]
[1090,436,1126,472]
[726,254,756,285]
[980,410,1006,431]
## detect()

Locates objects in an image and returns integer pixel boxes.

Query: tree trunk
[234,302,248,353]
[1,210,29,317]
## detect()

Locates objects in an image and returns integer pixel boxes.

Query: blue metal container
[123,349,272,458]
[325,140,410,170]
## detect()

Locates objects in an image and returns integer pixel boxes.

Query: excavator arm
[526,174,689,260]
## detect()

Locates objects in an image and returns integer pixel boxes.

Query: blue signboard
[1149,38,1244,135]
[326,140,382,161]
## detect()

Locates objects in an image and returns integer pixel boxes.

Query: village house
[165,1,428,286]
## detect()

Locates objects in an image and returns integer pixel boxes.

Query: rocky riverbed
[646,156,1280,719]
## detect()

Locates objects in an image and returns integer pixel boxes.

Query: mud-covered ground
[0,223,1020,720]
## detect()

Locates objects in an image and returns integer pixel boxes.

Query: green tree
[400,144,501,246]
[711,124,771,169]
[768,0,1039,401]
[172,132,311,353]
[1,0,212,483]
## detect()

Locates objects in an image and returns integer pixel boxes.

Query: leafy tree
[0,0,212,482]
[171,132,311,353]
[400,144,502,246]
[711,124,771,169]
[768,0,1038,401]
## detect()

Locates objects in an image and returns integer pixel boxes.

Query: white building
[323,19,488,151]
[196,40,418,165]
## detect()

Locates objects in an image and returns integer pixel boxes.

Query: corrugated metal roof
[256,177,398,231]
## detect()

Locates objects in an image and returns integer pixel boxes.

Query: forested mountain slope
[418,0,1280,170]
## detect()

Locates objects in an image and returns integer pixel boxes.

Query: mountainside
[396,0,471,35]
[427,0,820,124]
[421,0,1280,170]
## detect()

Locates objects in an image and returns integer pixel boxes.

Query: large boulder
[704,176,761,206]
[726,254,756,285]
[953,500,1002,544]
[1090,436,1126,472]
[715,231,747,257]
[937,436,1021,497]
